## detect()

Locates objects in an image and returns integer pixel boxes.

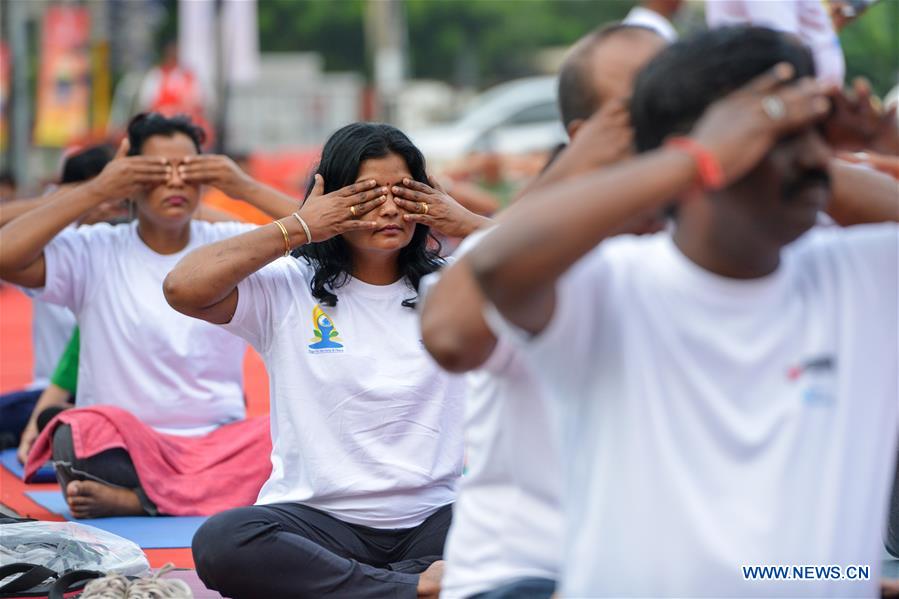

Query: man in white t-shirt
[706,0,845,86]
[623,0,682,41]
[421,24,667,599]
[467,26,898,597]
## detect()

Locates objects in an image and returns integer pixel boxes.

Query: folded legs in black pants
[193,502,452,599]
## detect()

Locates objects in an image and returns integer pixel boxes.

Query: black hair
[125,112,206,156]
[0,171,15,188]
[557,23,662,129]
[294,122,444,309]
[61,145,115,184]
[630,26,816,153]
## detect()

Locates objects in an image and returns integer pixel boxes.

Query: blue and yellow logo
[309,305,344,353]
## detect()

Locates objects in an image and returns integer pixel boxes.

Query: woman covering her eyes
[0,112,301,519]
[165,122,491,599]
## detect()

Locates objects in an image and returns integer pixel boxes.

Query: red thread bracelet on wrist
[665,137,725,191]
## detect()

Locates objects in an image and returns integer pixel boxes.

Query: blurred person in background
[706,0,849,85]
[444,152,514,209]
[828,0,879,31]
[0,145,114,452]
[165,122,490,599]
[623,0,683,41]
[0,112,298,519]
[467,27,898,597]
[425,23,668,599]
[138,41,211,141]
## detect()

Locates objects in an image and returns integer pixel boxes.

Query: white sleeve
[27,224,112,314]
[419,226,522,374]
[220,258,299,353]
[828,223,899,317]
[482,243,613,394]
[738,0,800,32]
[706,0,800,33]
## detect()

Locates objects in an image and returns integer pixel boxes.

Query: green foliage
[256,0,634,86]
[405,0,633,85]
[839,0,899,96]
[258,0,368,71]
[250,0,899,95]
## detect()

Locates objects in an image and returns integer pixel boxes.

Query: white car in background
[409,76,566,165]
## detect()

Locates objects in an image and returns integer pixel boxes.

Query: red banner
[34,5,91,147]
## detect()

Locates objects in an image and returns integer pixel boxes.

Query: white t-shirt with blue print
[223,257,465,528]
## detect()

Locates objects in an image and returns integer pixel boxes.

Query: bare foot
[416,560,444,599]
[66,480,144,518]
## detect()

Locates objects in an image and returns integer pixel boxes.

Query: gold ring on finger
[350,205,357,217]
[419,202,428,215]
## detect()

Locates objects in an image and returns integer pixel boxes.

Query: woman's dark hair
[61,145,115,184]
[126,112,206,156]
[630,26,816,153]
[294,122,444,308]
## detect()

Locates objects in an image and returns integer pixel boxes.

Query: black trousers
[887,453,899,558]
[193,502,453,599]
[470,577,556,599]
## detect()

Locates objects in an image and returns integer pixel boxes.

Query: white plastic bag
[0,521,149,578]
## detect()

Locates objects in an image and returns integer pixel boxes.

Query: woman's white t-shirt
[30,220,254,436]
[222,257,465,529]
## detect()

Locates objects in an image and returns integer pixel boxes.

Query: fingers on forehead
[405,178,429,191]
[398,189,422,202]
[135,164,169,173]
[393,186,421,199]
[347,180,378,194]
[748,62,795,93]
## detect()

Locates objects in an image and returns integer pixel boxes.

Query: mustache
[782,169,831,200]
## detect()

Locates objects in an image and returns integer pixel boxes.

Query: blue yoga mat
[0,448,56,483]
[26,490,207,549]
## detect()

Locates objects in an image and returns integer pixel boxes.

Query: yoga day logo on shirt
[787,354,836,405]
[308,305,344,354]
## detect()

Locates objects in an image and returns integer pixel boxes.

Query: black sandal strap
[48,569,104,599]
[0,563,57,593]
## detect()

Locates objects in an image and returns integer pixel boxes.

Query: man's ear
[567,119,585,140]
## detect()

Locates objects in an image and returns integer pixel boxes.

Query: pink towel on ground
[25,406,272,516]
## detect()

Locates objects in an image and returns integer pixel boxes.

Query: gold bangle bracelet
[273,219,291,257]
